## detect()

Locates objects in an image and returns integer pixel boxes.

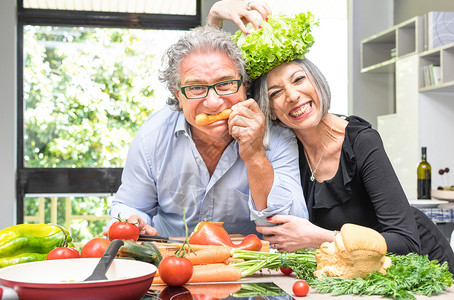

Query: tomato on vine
[158,192,195,286]
[108,214,140,241]
[158,256,193,286]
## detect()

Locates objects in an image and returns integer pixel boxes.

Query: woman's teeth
[290,102,311,118]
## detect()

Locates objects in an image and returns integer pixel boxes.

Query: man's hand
[103,215,159,237]
[229,98,272,211]
[229,98,266,162]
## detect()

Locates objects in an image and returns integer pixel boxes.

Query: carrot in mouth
[195,109,232,125]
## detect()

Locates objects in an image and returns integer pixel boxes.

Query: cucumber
[119,240,162,266]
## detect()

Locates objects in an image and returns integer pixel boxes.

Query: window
[17,0,200,243]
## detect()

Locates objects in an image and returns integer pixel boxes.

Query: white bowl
[431,189,454,201]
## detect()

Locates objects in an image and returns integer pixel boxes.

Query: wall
[0,0,17,228]
[348,0,394,128]
[394,0,454,24]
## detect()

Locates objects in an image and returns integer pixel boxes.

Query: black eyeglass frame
[179,76,243,100]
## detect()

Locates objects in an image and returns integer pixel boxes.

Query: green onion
[231,249,317,278]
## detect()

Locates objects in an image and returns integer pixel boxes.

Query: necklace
[304,116,334,182]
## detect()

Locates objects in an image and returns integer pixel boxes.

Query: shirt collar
[174,111,191,137]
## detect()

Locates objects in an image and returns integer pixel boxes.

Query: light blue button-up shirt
[110,106,308,237]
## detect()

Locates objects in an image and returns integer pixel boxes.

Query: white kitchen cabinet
[419,42,454,92]
[361,16,424,73]
[363,15,454,200]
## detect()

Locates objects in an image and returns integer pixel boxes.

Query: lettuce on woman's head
[232,12,318,79]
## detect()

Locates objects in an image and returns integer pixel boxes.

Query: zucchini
[119,240,162,266]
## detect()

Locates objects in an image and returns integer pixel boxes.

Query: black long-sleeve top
[299,115,454,275]
[299,115,420,254]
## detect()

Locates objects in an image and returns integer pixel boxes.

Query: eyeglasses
[179,77,242,100]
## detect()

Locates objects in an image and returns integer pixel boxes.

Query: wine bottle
[417,147,431,199]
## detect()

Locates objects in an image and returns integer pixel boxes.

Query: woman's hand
[103,215,158,237]
[256,215,336,252]
[207,0,272,34]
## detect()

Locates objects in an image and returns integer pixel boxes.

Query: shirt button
[184,132,189,137]
[196,157,201,163]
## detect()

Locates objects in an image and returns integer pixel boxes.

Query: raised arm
[207,0,272,34]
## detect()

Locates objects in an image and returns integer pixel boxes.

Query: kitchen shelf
[419,42,454,92]
[361,16,423,73]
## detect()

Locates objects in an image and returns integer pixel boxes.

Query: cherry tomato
[158,256,193,286]
[108,219,140,241]
[46,247,80,260]
[292,280,309,297]
[280,267,293,275]
[80,237,111,258]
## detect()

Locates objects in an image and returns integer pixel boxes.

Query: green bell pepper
[0,252,48,268]
[0,224,74,267]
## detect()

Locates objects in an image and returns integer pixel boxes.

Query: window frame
[16,0,201,223]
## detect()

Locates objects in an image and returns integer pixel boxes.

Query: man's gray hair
[159,26,250,111]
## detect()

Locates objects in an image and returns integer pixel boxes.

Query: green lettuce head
[232,12,318,79]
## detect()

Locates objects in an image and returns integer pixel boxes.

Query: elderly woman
[208,0,454,275]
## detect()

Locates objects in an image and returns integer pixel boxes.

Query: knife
[138,234,185,243]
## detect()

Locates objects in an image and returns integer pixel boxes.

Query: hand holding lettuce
[232,12,318,79]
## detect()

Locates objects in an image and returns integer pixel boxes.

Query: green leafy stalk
[175,191,195,257]
[231,249,317,278]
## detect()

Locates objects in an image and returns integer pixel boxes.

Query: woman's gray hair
[159,26,250,111]
[253,58,331,147]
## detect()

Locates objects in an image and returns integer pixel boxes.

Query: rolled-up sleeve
[250,125,308,225]
[109,127,159,227]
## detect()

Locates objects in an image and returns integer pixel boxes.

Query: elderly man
[106,25,307,237]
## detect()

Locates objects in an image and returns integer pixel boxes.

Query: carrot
[185,246,232,265]
[195,109,232,125]
[152,264,242,285]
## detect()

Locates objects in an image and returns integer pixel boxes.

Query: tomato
[108,219,140,241]
[158,256,193,286]
[47,247,80,260]
[158,286,192,300]
[292,280,309,297]
[280,267,293,275]
[80,237,111,258]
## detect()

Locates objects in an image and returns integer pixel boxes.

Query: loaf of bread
[314,223,392,279]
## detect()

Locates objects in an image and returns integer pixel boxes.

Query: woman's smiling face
[267,61,320,129]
